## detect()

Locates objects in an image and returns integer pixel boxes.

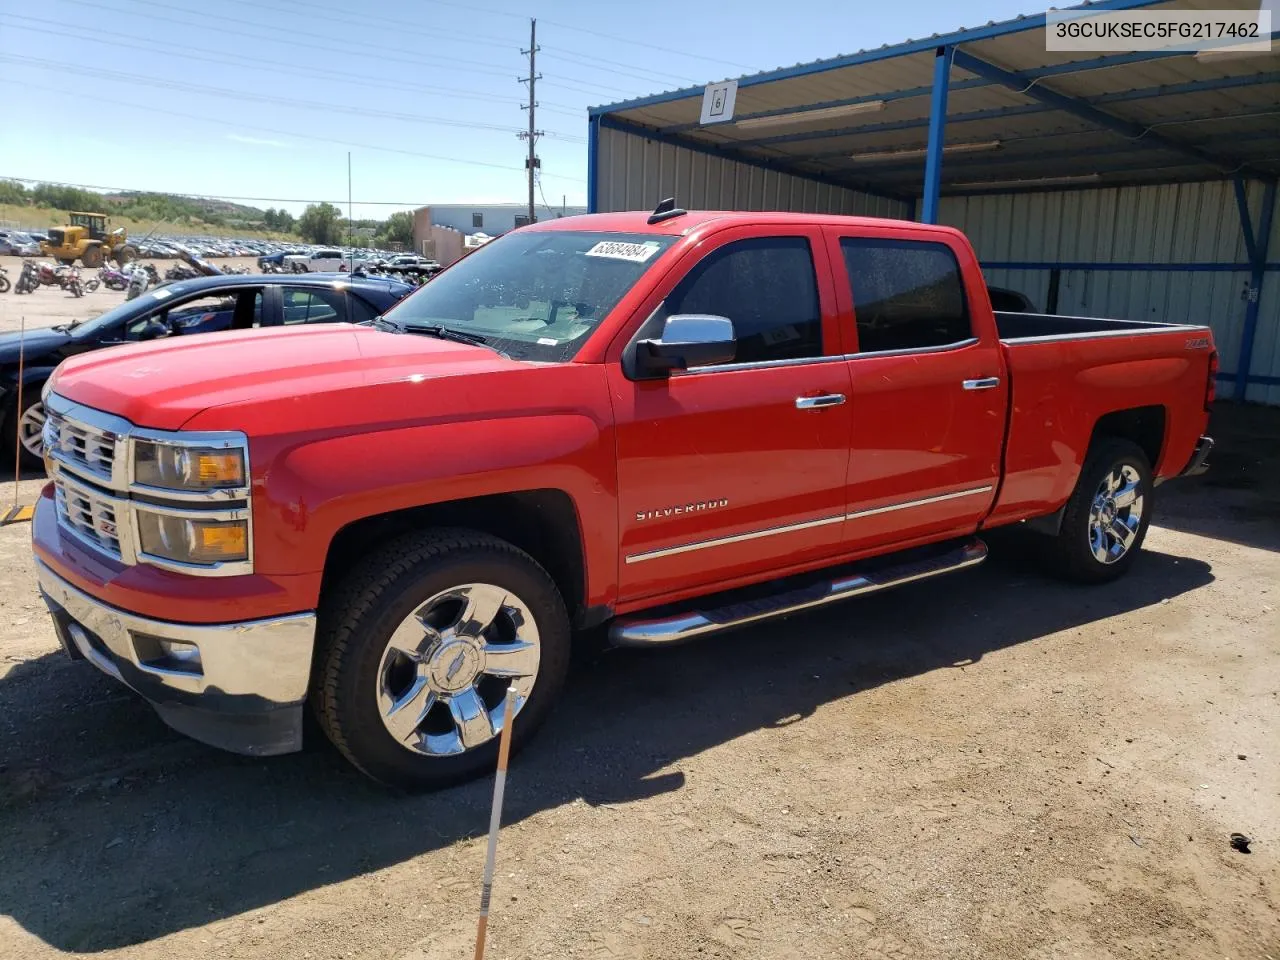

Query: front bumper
[36,559,317,756]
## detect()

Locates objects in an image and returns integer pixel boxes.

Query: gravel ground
[0,284,1276,960]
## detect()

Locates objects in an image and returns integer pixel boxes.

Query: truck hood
[48,325,523,430]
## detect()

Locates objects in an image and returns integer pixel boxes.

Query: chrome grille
[45,409,118,482]
[54,475,122,559]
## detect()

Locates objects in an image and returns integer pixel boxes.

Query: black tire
[3,386,46,471]
[313,528,571,789]
[116,244,138,265]
[80,245,104,269]
[1046,438,1153,584]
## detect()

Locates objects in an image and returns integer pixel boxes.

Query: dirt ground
[0,283,1277,960]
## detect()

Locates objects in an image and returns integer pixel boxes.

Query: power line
[3,175,431,207]
[30,82,587,183]
[4,55,587,142]
[52,0,516,80]
[232,0,518,49]
[1,15,531,109]
[540,46,703,87]
[418,0,755,71]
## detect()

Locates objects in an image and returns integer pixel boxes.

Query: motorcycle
[97,265,130,291]
[14,261,39,294]
[164,263,200,282]
[52,265,85,298]
[125,263,160,301]
[0,265,9,294]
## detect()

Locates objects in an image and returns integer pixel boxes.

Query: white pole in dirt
[473,686,518,960]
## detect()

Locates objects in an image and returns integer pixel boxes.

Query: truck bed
[993,310,1196,342]
[986,310,1213,531]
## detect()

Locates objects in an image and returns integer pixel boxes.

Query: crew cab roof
[525,209,958,237]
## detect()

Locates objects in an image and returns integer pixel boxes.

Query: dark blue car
[0,273,416,466]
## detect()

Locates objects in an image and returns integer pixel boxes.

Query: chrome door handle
[795,394,846,409]
[962,377,1000,391]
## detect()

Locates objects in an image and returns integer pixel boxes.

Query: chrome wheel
[1088,464,1144,564]
[18,402,45,458]
[375,583,540,757]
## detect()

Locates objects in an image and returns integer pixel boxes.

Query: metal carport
[586,0,1280,403]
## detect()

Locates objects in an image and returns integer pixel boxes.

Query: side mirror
[636,314,736,377]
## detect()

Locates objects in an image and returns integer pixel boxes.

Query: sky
[0,0,1041,220]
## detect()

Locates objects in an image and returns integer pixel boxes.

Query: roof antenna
[647,197,687,225]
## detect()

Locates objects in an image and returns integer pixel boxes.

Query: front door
[825,229,1006,552]
[610,229,853,604]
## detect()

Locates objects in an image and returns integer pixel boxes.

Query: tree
[297,202,343,244]
[262,207,295,232]
[377,211,414,247]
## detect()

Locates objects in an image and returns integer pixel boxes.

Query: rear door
[609,227,854,603]
[824,228,1006,552]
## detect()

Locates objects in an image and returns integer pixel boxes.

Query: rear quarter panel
[988,327,1213,526]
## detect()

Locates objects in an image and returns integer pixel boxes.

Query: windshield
[382,230,678,361]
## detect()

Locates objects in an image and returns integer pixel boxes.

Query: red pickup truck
[33,207,1216,788]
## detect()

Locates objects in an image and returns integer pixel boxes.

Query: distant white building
[412,202,587,265]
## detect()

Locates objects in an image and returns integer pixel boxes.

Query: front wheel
[4,390,46,470]
[0,274,10,294]
[1047,438,1153,583]
[313,529,571,789]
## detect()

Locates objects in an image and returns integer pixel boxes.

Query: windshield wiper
[371,314,405,333]
[407,324,490,347]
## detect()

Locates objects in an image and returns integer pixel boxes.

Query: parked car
[0,231,40,256]
[284,249,345,272]
[1,273,413,466]
[30,209,1215,789]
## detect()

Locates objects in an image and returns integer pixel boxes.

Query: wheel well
[322,489,587,623]
[1090,405,1166,469]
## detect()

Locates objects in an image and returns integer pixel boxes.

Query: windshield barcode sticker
[585,241,661,263]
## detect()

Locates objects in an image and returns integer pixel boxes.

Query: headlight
[136,510,249,566]
[134,438,246,491]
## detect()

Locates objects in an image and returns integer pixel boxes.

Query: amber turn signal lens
[196,452,244,485]
[198,523,247,556]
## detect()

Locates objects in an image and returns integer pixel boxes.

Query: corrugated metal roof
[594,0,1280,198]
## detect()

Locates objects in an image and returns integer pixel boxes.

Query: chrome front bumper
[36,560,317,756]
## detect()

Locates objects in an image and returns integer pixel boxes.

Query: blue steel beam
[949,48,1271,181]
[922,47,952,224]
[1236,181,1277,401]
[587,116,600,214]
[586,0,1166,118]
[1234,177,1258,264]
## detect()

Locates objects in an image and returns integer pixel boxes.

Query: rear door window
[282,287,347,324]
[839,238,971,353]
[663,236,824,365]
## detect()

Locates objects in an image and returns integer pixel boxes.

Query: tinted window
[283,287,346,324]
[664,237,823,364]
[348,292,382,324]
[472,213,483,229]
[840,238,970,353]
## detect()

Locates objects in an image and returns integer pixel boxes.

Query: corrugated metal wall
[596,125,909,220]
[939,181,1280,406]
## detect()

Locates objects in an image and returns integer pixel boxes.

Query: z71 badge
[1185,337,1211,349]
[636,499,729,522]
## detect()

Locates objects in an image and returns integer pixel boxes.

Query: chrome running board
[609,538,987,647]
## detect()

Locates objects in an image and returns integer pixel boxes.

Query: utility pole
[518,18,542,225]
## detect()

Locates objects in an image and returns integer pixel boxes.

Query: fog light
[158,639,201,666]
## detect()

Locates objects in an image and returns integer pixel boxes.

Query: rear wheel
[115,244,138,265]
[80,245,103,269]
[313,528,570,789]
[1047,438,1153,583]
